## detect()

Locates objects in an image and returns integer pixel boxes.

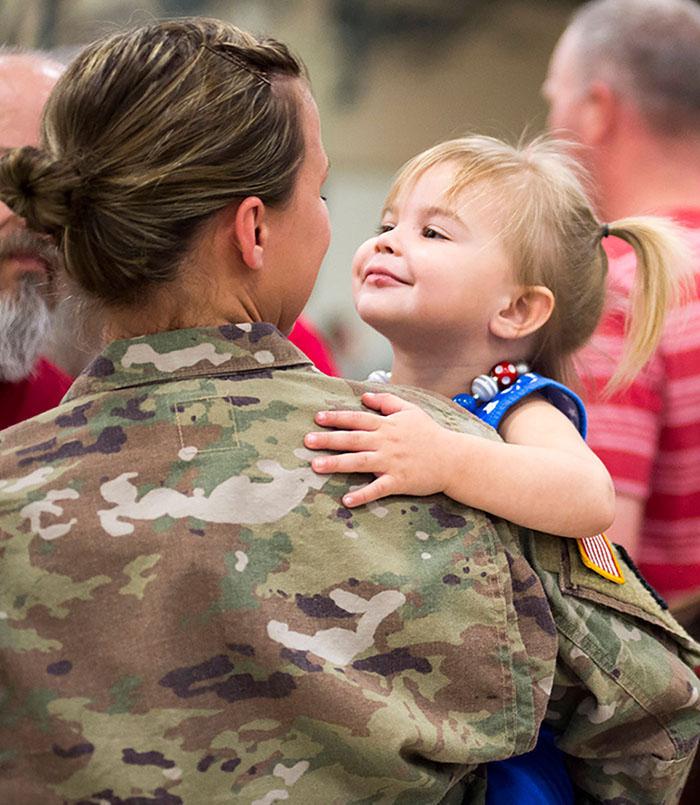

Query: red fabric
[578,210,700,598]
[289,316,339,376]
[0,357,72,430]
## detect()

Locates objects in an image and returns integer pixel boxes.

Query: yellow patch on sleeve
[576,533,625,584]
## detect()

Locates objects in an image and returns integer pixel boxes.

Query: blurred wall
[0,0,575,376]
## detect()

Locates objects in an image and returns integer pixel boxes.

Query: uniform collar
[64,323,312,402]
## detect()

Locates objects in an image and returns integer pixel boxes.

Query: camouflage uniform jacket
[0,324,698,805]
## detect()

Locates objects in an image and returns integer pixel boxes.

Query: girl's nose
[375,227,398,255]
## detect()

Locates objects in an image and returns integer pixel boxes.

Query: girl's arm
[305,391,615,539]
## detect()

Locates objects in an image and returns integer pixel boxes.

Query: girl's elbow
[574,467,616,537]
[593,474,617,535]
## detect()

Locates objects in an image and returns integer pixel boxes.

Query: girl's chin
[355,301,395,327]
[356,293,404,319]
[356,308,414,343]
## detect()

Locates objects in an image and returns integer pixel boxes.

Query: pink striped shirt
[577,210,700,599]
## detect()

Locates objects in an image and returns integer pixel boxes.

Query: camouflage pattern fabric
[0,323,698,804]
[528,532,700,803]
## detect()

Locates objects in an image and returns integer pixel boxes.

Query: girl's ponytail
[603,216,692,393]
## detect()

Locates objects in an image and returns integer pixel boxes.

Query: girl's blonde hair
[386,135,691,393]
[0,18,306,308]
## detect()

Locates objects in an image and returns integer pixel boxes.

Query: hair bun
[0,146,81,235]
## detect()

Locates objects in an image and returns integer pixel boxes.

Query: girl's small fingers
[305,429,375,451]
[342,475,396,507]
[311,451,377,475]
[361,392,416,416]
[315,409,382,430]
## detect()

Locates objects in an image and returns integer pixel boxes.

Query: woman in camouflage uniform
[0,17,698,805]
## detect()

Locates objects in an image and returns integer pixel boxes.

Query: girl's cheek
[351,239,374,283]
[351,269,363,304]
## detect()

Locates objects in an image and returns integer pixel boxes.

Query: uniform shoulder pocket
[533,533,700,659]
[568,537,699,656]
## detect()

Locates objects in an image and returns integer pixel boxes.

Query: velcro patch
[577,533,625,584]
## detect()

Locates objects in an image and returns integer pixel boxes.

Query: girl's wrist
[438,430,474,500]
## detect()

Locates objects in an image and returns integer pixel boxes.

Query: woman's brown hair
[0,18,307,307]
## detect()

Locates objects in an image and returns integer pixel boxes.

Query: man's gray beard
[0,276,52,383]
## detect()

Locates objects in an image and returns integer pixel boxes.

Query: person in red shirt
[543,0,700,605]
[0,51,71,429]
[289,315,338,376]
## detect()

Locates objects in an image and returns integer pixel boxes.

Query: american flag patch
[577,533,625,584]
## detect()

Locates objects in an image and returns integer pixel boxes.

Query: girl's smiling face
[352,161,518,351]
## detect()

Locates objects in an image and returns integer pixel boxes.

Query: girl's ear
[489,286,555,341]
[232,196,268,270]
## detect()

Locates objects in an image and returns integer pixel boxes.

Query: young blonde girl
[305,135,689,539]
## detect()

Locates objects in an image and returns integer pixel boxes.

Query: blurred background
[0,0,584,377]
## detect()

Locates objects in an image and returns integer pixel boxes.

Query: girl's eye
[376,223,394,235]
[320,195,328,202]
[422,226,444,239]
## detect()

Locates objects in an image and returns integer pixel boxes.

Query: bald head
[0,52,63,150]
[543,0,700,219]
[553,0,700,136]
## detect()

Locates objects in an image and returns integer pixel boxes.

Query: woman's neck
[102,237,277,342]
[102,285,266,343]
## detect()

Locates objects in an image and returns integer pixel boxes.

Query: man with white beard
[0,51,71,429]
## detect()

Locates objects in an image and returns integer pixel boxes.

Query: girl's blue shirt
[453,371,587,438]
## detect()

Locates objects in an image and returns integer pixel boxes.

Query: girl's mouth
[363,267,410,286]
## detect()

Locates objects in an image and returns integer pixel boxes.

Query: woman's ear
[232,196,268,270]
[489,286,555,341]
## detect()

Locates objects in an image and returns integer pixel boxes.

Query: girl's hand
[304,391,453,507]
